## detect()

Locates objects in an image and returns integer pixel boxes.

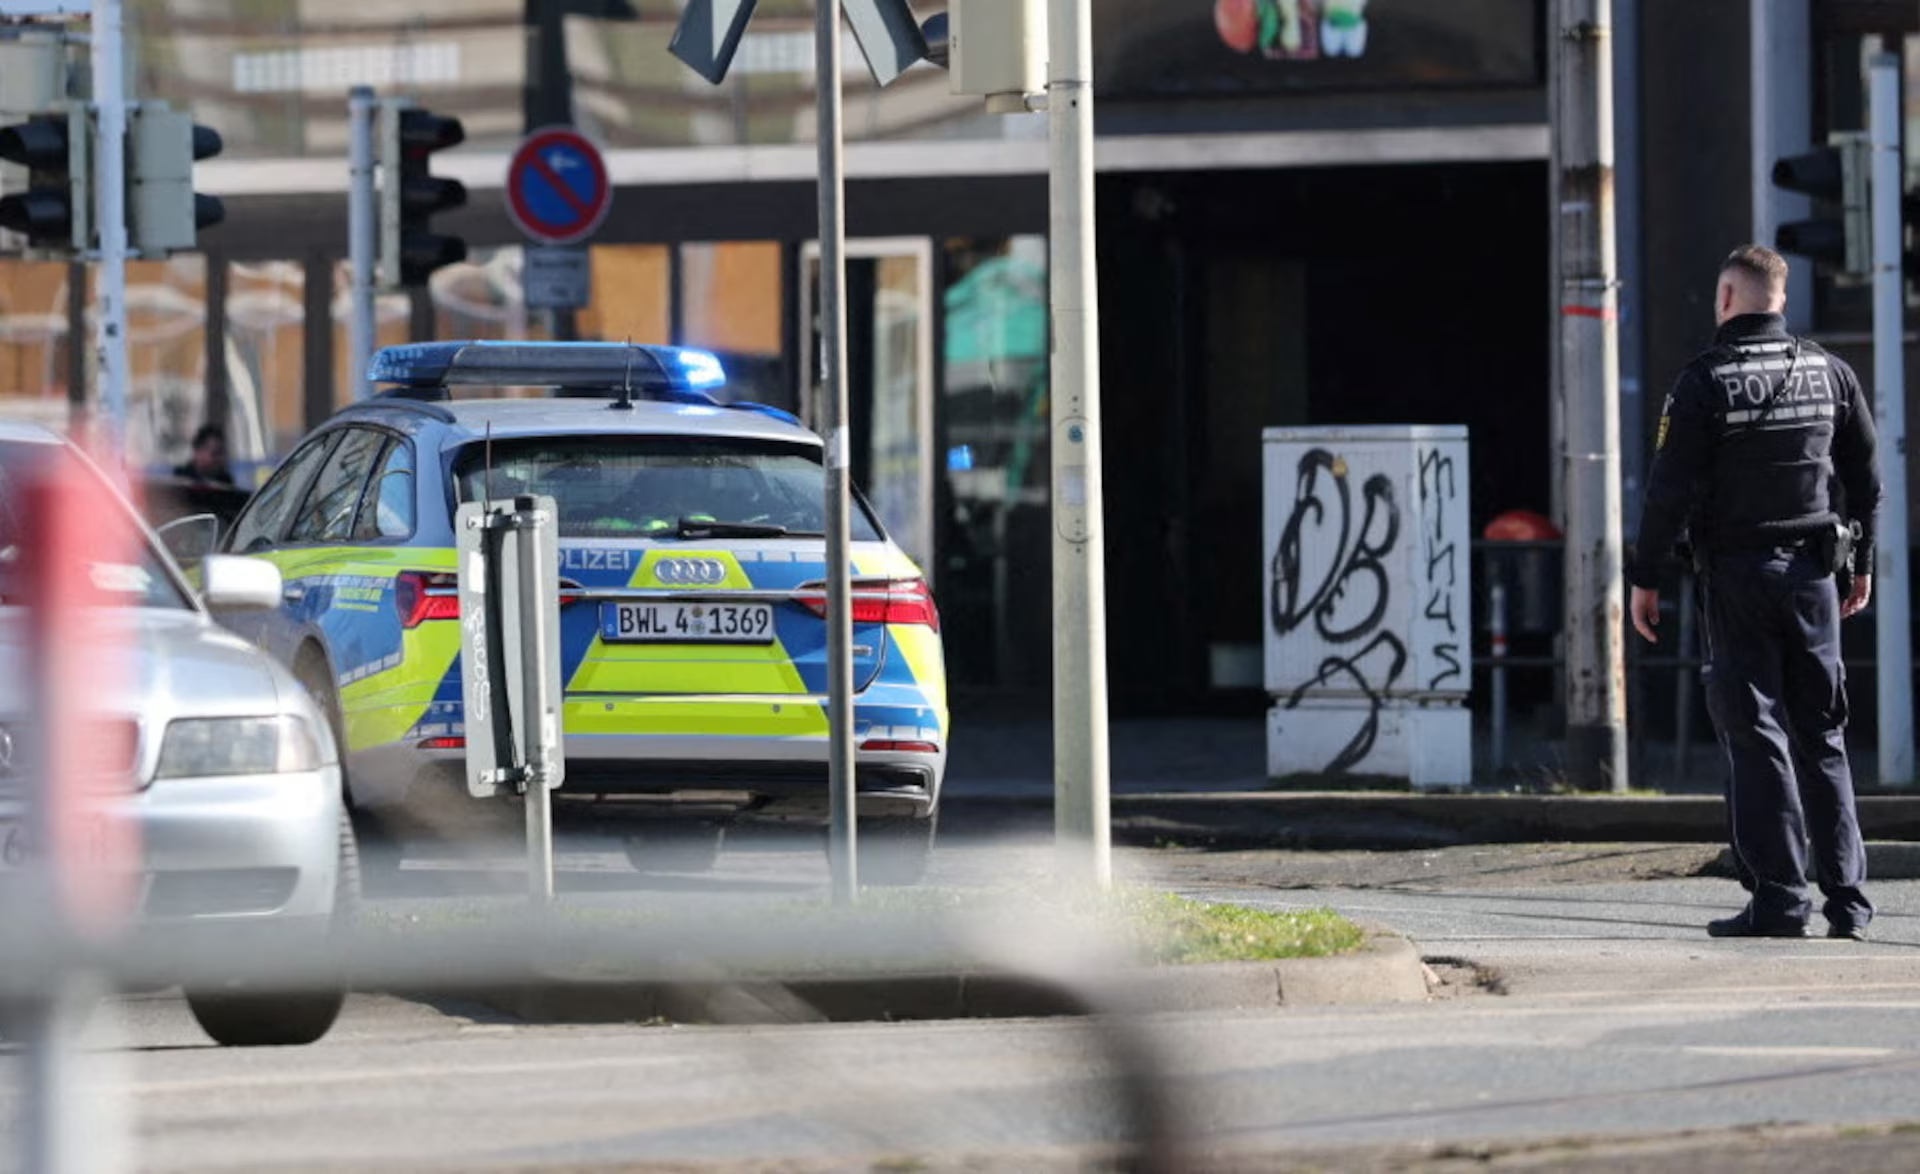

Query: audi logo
[654,558,728,586]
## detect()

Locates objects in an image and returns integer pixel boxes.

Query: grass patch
[1113,891,1365,964]
[357,887,1366,974]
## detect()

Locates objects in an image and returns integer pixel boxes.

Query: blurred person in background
[174,423,235,486]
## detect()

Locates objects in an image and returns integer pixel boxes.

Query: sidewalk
[940,713,1920,850]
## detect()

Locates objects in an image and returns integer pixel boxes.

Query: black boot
[1707,906,1807,938]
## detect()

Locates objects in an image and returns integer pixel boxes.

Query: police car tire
[294,650,348,792]
[857,814,937,886]
[184,811,355,1048]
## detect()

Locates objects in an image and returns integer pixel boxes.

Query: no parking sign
[505,127,612,246]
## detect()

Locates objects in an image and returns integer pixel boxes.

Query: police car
[219,342,947,881]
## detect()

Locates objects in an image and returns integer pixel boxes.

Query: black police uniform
[1629,311,1880,936]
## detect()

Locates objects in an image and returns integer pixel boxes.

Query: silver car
[0,423,352,1047]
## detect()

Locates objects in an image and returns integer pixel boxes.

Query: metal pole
[1050,0,1112,885]
[818,0,858,902]
[1556,0,1629,793]
[1868,52,1913,788]
[92,0,129,454]
[514,500,556,903]
[348,86,377,400]
[1490,581,1509,776]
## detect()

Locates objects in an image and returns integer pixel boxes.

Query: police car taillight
[860,739,940,754]
[795,578,940,630]
[395,570,460,628]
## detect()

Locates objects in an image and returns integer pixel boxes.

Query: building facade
[13,2,1911,725]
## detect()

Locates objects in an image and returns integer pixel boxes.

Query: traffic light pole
[347,87,376,399]
[1868,52,1913,788]
[1049,0,1112,885]
[817,0,858,903]
[1554,0,1629,793]
[91,0,129,454]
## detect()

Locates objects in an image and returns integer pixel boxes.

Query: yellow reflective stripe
[245,546,460,752]
[339,622,461,750]
[888,625,949,733]
[565,698,828,738]
[569,644,807,696]
[853,547,922,579]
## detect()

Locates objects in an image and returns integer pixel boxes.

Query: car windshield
[453,436,884,542]
[0,439,193,611]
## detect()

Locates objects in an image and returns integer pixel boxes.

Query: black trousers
[1700,548,1871,930]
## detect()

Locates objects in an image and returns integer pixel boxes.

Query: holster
[1811,519,1857,578]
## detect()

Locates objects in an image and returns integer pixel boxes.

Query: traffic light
[1771,135,1869,277]
[127,102,224,256]
[379,103,467,289]
[0,105,89,253]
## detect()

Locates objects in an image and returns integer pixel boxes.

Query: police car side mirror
[201,554,284,612]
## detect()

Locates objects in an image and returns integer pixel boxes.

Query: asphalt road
[6,838,1920,1172]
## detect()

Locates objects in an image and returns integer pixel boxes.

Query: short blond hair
[1721,244,1789,297]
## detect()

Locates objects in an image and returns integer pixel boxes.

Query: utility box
[1262,425,1472,789]
[949,0,1046,113]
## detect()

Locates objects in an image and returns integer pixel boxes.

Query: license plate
[0,816,110,872]
[600,601,776,644]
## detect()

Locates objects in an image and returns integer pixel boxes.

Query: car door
[264,427,395,675]
[218,431,342,659]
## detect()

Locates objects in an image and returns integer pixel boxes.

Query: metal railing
[1474,537,1906,785]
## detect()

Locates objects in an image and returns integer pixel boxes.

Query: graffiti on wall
[1269,447,1408,773]
[1268,442,1467,774]
[1416,444,1465,691]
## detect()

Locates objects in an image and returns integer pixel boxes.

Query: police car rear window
[452,437,884,541]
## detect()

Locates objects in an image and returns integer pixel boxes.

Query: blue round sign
[506,127,612,246]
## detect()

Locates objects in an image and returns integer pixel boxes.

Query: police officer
[1628,244,1879,940]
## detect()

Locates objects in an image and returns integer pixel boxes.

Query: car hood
[0,606,287,719]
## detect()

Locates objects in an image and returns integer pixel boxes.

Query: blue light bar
[365,341,729,395]
[660,347,727,389]
[367,342,463,388]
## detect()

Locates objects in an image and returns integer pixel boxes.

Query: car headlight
[155,716,322,779]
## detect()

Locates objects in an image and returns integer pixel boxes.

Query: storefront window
[122,257,209,472]
[580,245,671,346]
[0,259,75,432]
[331,261,412,409]
[226,261,306,469]
[940,235,1049,691]
[681,241,785,407]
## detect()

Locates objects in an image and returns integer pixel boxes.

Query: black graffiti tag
[1270,449,1400,644]
[1282,632,1410,775]
[1418,446,1464,690]
[1270,448,1409,774]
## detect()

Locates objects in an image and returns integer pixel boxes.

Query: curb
[943,792,1920,850]
[465,930,1430,1026]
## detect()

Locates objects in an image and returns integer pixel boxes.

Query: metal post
[348,87,377,399]
[1490,581,1509,776]
[817,0,858,902]
[514,499,556,903]
[1555,0,1629,793]
[1869,52,1913,788]
[92,0,129,453]
[1050,0,1112,885]
[1674,571,1696,782]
